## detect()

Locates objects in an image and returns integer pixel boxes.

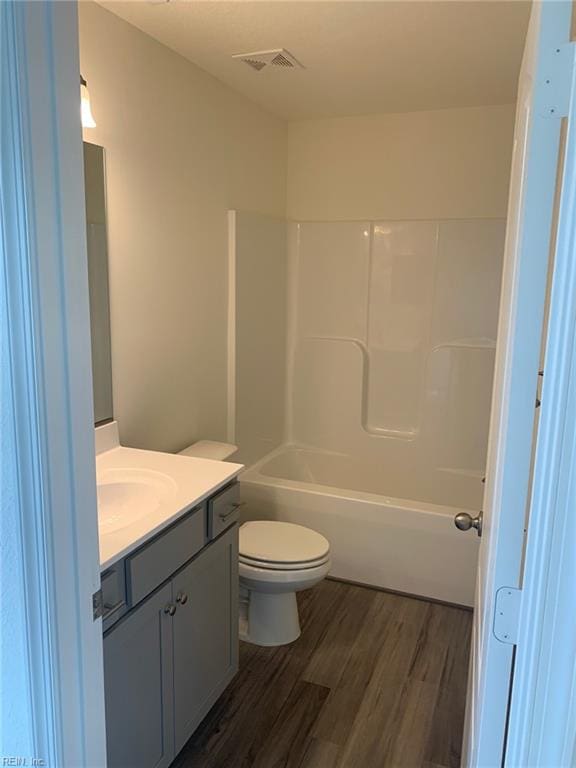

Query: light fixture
[80,75,96,128]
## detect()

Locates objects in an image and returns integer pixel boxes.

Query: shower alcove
[229,211,505,606]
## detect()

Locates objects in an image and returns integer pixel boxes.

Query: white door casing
[505,9,576,766]
[464,2,575,766]
[1,2,107,765]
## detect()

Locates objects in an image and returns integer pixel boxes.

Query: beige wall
[287,105,515,221]
[79,1,287,452]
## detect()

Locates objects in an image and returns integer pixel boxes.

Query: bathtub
[240,446,480,607]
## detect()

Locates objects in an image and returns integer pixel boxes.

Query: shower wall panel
[367,222,438,436]
[231,211,287,465]
[289,219,505,480]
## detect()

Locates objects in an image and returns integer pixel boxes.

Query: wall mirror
[84,141,113,424]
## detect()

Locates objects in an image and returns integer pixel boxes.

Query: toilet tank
[179,440,238,462]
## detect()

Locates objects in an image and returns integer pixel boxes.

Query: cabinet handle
[164,603,176,616]
[103,599,125,619]
[219,502,245,521]
[176,592,188,605]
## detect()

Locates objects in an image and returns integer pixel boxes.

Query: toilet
[239,520,331,646]
[178,441,331,646]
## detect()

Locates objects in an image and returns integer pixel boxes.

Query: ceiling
[98,0,531,120]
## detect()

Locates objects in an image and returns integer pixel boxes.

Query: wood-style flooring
[172,579,472,768]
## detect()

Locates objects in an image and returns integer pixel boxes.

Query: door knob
[164,603,176,616]
[454,511,483,537]
[176,592,188,605]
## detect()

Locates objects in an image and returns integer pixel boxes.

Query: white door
[462,2,575,766]
[1,2,107,765]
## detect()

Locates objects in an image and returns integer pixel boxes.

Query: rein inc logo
[2,759,45,766]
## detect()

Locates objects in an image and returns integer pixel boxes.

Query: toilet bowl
[239,520,330,646]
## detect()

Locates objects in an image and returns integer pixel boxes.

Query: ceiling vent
[232,49,304,72]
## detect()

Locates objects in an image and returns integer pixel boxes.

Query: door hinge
[537,42,576,118]
[93,588,104,621]
[494,586,522,645]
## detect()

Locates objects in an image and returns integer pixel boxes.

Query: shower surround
[232,213,505,604]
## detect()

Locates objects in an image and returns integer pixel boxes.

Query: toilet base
[240,590,301,647]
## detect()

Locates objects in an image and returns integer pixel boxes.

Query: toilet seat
[239,557,331,589]
[239,521,330,568]
[239,552,330,571]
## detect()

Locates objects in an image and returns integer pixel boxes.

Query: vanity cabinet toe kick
[101,480,240,768]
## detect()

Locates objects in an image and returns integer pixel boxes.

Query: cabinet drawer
[208,482,241,539]
[101,563,127,631]
[127,505,205,606]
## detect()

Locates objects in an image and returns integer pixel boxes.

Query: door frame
[1,2,106,765]
[467,1,576,764]
[505,42,576,764]
[465,2,574,762]
[3,0,576,766]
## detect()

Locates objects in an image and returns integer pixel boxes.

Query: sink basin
[97,468,177,533]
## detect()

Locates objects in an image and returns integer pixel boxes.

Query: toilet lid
[239,521,330,565]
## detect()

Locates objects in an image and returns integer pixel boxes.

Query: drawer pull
[219,502,245,521]
[176,592,188,605]
[103,599,125,618]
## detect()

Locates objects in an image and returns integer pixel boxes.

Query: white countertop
[97,440,243,571]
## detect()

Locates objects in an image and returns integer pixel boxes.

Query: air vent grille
[232,48,304,72]
[271,53,295,68]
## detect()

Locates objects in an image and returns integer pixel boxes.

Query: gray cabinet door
[172,525,239,754]
[104,582,174,768]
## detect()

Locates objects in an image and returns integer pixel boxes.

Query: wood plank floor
[172,579,472,768]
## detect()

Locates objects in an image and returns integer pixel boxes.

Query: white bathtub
[240,446,480,607]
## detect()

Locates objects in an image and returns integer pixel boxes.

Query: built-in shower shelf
[432,337,496,351]
[307,334,419,440]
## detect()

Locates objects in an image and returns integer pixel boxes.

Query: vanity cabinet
[172,528,238,753]
[102,492,239,768]
[104,583,174,768]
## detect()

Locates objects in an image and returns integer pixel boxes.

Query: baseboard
[325,575,473,611]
